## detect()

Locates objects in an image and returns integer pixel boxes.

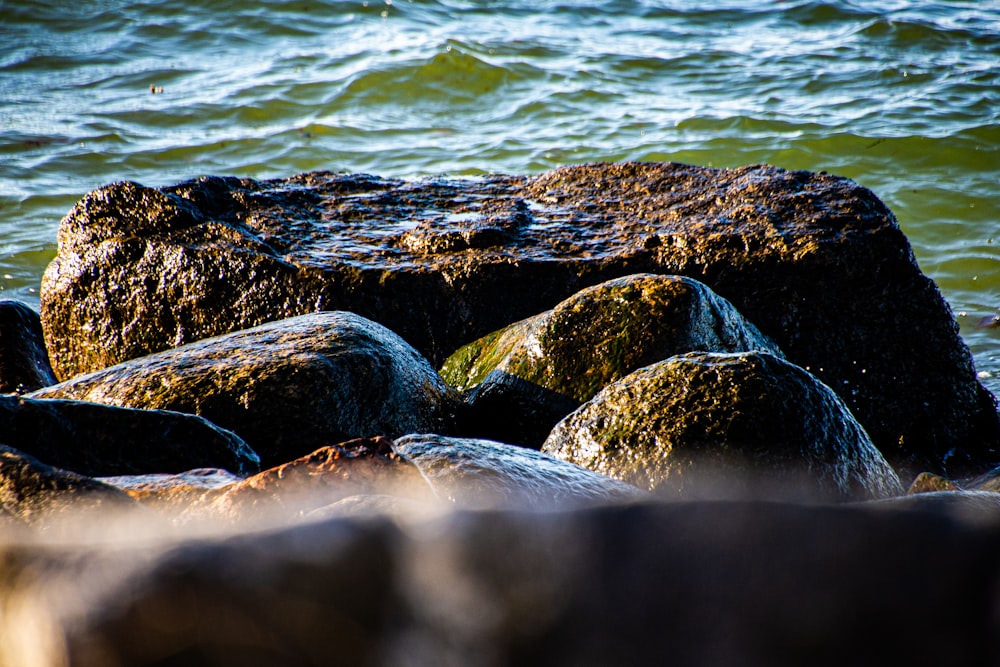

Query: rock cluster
[38,162,1000,476]
[3,161,1000,663]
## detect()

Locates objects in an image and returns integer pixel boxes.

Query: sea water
[1,0,998,391]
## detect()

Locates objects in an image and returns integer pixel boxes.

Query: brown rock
[194,436,432,523]
[0,394,258,477]
[906,472,960,495]
[39,163,999,475]
[0,299,56,393]
[31,312,462,468]
[99,437,432,523]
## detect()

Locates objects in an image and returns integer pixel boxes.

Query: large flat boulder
[40,163,1000,475]
[30,312,462,469]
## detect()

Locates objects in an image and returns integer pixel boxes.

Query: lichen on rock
[441,273,782,447]
[542,351,903,501]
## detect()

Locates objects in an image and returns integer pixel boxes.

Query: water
[1,0,998,391]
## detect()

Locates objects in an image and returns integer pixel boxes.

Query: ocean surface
[1,0,998,392]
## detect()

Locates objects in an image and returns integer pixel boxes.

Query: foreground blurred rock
[543,351,903,501]
[39,162,1000,475]
[0,300,55,393]
[30,312,461,468]
[1,499,998,666]
[442,273,782,447]
[0,394,258,477]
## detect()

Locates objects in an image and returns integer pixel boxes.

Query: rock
[543,351,903,501]
[442,273,782,447]
[192,436,433,523]
[3,500,999,666]
[0,444,136,526]
[906,472,960,494]
[30,312,462,468]
[98,468,242,507]
[0,394,259,477]
[392,434,646,509]
[98,437,433,524]
[39,163,998,475]
[0,300,56,393]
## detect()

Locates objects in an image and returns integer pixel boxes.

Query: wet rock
[0,394,258,477]
[392,434,646,509]
[30,312,462,468]
[3,500,1000,666]
[98,468,242,508]
[442,273,782,447]
[543,351,903,501]
[0,444,136,525]
[0,300,56,393]
[906,472,960,494]
[39,163,999,475]
[192,436,433,523]
[99,437,432,523]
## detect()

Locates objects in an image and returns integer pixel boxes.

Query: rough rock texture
[0,300,56,393]
[0,394,258,477]
[543,351,903,501]
[442,273,782,447]
[39,163,999,475]
[392,434,645,509]
[2,501,999,666]
[30,312,462,468]
[0,444,136,526]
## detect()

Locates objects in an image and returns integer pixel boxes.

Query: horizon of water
[1,0,998,392]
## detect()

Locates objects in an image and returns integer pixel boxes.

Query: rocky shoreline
[3,161,1000,664]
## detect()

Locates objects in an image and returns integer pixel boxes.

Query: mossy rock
[542,351,903,501]
[441,274,782,447]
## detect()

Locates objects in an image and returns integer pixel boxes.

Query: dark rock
[442,273,782,447]
[0,443,136,525]
[39,163,999,475]
[0,300,56,393]
[3,500,1000,666]
[543,351,903,501]
[392,434,646,509]
[30,312,462,468]
[0,394,258,477]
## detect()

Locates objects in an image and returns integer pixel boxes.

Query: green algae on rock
[441,273,782,447]
[542,351,903,501]
[30,312,463,469]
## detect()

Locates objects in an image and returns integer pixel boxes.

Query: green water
[1,0,998,390]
